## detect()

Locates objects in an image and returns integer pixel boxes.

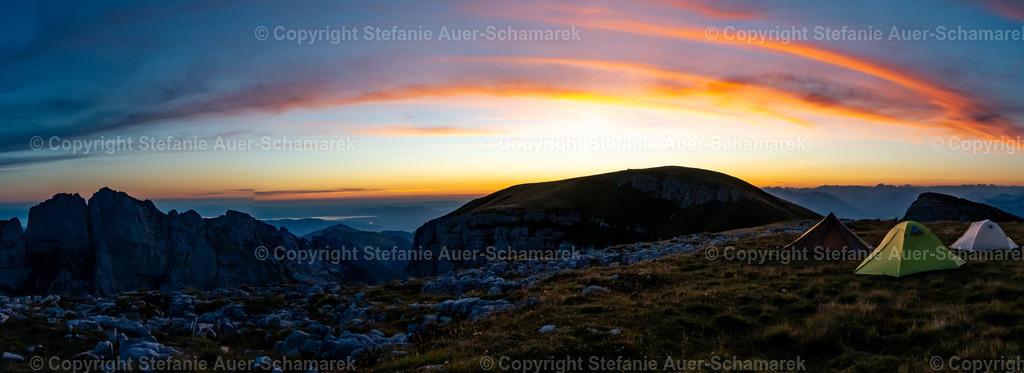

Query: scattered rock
[117,333,180,362]
[436,297,524,322]
[90,315,151,337]
[275,330,314,356]
[90,341,114,359]
[66,319,102,333]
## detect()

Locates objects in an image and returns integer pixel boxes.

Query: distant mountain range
[0,198,469,235]
[763,185,1024,219]
[261,205,447,235]
[410,166,820,276]
[258,202,466,233]
[262,218,351,237]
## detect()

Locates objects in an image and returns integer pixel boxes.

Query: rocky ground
[0,223,811,372]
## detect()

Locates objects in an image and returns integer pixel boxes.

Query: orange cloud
[467,2,1020,139]
[578,18,1006,131]
[449,56,943,131]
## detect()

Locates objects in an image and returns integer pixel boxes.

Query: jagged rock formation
[0,218,28,291]
[7,188,370,295]
[902,192,1024,222]
[409,166,819,276]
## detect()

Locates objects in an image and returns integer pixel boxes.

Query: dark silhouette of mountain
[380,230,414,242]
[0,218,28,291]
[0,188,371,295]
[304,224,413,283]
[763,190,864,218]
[263,218,342,237]
[410,166,820,276]
[902,192,1023,222]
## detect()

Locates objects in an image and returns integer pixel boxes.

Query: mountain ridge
[410,166,820,276]
[0,188,372,295]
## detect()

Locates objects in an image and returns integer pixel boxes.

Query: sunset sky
[1,0,1023,210]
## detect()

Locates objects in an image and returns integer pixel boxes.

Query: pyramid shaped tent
[785,212,871,251]
[854,221,965,277]
[950,219,1018,251]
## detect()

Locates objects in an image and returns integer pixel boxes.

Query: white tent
[950,219,1018,251]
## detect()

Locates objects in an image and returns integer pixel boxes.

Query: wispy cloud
[254,188,382,198]
[0,153,90,169]
[474,1,1023,138]
[971,0,1024,22]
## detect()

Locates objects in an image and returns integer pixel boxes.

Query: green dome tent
[854,221,964,277]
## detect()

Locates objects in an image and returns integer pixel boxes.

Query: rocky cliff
[0,218,28,291]
[409,166,819,276]
[902,192,1024,222]
[7,188,370,295]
